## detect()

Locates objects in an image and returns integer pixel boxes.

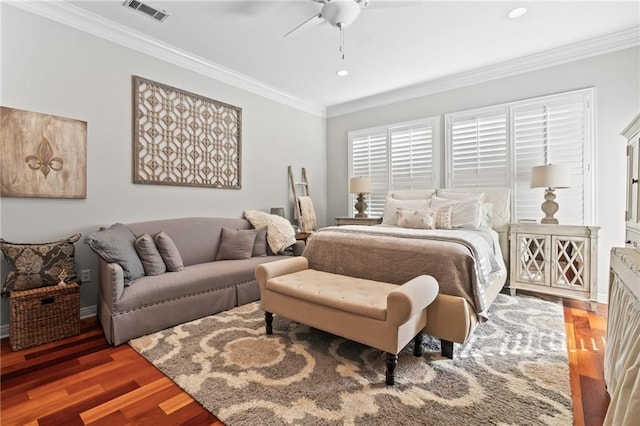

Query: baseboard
[0,305,97,340]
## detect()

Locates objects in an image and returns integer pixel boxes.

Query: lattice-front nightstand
[509,223,599,310]
[334,217,382,226]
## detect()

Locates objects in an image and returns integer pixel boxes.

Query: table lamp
[349,176,372,218]
[530,164,571,224]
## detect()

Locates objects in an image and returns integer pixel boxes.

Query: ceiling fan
[285,0,423,60]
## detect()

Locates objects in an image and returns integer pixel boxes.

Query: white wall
[0,5,327,327]
[327,47,640,302]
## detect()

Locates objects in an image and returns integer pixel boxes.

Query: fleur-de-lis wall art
[0,107,86,198]
[25,137,64,179]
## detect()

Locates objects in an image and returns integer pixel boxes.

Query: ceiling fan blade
[284,13,323,37]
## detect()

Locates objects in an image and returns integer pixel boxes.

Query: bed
[303,187,511,358]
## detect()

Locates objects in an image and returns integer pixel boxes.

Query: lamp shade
[530,164,571,189]
[349,176,372,194]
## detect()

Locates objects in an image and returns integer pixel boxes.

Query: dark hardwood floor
[1,298,609,425]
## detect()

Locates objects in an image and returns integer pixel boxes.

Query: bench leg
[385,353,397,386]
[413,333,424,357]
[265,312,273,335]
[441,339,454,359]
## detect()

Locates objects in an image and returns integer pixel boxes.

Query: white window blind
[447,108,509,188]
[513,94,591,224]
[349,118,438,217]
[444,88,593,225]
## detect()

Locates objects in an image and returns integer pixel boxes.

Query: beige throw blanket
[297,196,316,232]
[303,226,503,319]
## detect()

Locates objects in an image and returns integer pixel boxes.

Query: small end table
[335,217,382,226]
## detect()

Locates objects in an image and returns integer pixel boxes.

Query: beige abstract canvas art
[0,107,87,199]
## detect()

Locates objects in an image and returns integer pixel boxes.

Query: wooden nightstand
[508,223,599,310]
[335,217,382,226]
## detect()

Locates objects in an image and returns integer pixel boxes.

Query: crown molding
[327,26,640,118]
[7,1,327,118]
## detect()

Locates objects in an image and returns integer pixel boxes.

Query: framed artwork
[0,107,87,199]
[132,76,242,189]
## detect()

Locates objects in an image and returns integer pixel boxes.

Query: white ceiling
[67,1,639,110]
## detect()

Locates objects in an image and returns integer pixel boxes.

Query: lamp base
[540,188,559,224]
[354,193,368,218]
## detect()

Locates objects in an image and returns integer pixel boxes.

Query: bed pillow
[481,203,494,229]
[244,210,296,254]
[382,198,430,225]
[431,205,453,229]
[436,190,485,202]
[252,227,268,257]
[86,223,145,284]
[154,231,184,272]
[1,233,81,298]
[396,209,435,229]
[134,234,166,276]
[431,196,483,229]
[216,228,258,261]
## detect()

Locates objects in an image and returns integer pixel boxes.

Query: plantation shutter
[351,130,389,216]
[513,93,591,224]
[447,108,509,188]
[390,120,436,190]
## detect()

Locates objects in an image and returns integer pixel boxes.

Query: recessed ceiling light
[337,70,349,77]
[508,7,527,19]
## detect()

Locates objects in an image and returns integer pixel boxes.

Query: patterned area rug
[129,294,572,425]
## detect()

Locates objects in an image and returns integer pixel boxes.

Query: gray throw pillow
[154,231,184,272]
[86,223,144,284]
[134,234,166,276]
[216,228,258,261]
[252,227,268,257]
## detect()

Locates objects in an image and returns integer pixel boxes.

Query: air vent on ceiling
[123,0,169,22]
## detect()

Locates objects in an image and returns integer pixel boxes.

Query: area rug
[129,294,572,425]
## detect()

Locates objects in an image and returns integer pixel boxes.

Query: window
[445,88,594,225]
[347,88,594,225]
[349,118,439,217]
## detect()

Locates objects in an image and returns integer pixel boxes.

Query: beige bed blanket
[303,225,504,319]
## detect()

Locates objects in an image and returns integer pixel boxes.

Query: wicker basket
[9,282,80,351]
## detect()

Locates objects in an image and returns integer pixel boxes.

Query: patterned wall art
[133,76,242,189]
[0,107,87,199]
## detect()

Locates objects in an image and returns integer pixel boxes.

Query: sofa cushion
[134,234,166,276]
[252,227,268,257]
[86,223,144,284]
[1,233,80,297]
[115,256,287,312]
[154,232,184,272]
[216,228,257,260]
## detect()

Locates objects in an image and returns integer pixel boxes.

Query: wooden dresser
[604,247,640,425]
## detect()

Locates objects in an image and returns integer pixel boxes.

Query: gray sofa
[96,217,303,345]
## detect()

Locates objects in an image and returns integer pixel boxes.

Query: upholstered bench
[255,257,439,385]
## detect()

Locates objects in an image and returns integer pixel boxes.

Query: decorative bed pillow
[252,227,268,257]
[216,228,258,261]
[154,231,184,272]
[382,198,430,225]
[430,205,453,229]
[134,234,166,276]
[244,210,296,254]
[396,209,435,229]
[0,233,81,298]
[431,196,483,229]
[86,223,144,284]
[481,203,494,229]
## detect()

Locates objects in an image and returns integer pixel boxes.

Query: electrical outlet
[81,269,91,283]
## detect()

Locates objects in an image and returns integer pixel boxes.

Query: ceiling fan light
[322,0,362,28]
[508,7,527,19]
[337,70,349,77]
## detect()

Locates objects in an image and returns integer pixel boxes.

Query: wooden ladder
[288,166,310,229]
